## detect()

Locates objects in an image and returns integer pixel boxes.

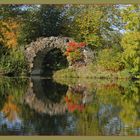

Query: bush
[121,32,140,78]
[64,41,86,65]
[0,48,28,75]
[97,47,124,72]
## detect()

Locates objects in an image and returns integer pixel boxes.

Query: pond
[0,76,139,136]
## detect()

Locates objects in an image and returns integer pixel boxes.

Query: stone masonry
[25,36,71,75]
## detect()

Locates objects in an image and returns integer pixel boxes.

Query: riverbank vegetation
[0,4,140,79]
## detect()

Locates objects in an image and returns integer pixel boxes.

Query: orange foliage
[64,41,86,64]
[0,19,20,48]
[65,96,85,112]
[2,95,20,122]
[65,41,86,54]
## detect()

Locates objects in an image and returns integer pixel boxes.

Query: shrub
[64,41,86,65]
[97,47,123,72]
[121,32,140,78]
[0,48,28,75]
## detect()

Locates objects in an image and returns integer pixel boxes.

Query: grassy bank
[53,64,131,80]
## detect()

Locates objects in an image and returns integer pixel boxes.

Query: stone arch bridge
[25,36,71,75]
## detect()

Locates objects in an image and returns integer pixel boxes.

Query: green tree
[66,5,103,49]
[121,32,140,77]
[18,5,66,44]
[65,5,123,50]
[121,5,140,78]
[122,5,140,31]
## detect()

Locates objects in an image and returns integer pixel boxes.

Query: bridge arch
[25,37,71,75]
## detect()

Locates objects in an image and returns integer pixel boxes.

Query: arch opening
[41,48,68,76]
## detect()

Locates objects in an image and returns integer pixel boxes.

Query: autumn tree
[0,5,27,48]
[0,19,20,48]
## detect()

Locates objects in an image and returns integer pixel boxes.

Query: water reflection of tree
[19,104,71,135]
[63,79,140,135]
[0,77,140,135]
[75,100,102,135]
[119,80,140,135]
[62,81,101,135]
[21,79,140,135]
[2,95,20,122]
[0,77,71,135]
[0,77,28,134]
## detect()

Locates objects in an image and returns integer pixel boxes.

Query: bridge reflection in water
[25,77,94,116]
[0,77,140,135]
[25,77,68,115]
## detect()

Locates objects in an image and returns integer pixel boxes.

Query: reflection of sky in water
[99,104,122,135]
[65,114,76,134]
[99,103,140,136]
[0,112,22,130]
[0,112,36,135]
[104,117,122,135]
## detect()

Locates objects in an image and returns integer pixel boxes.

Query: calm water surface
[0,76,140,135]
